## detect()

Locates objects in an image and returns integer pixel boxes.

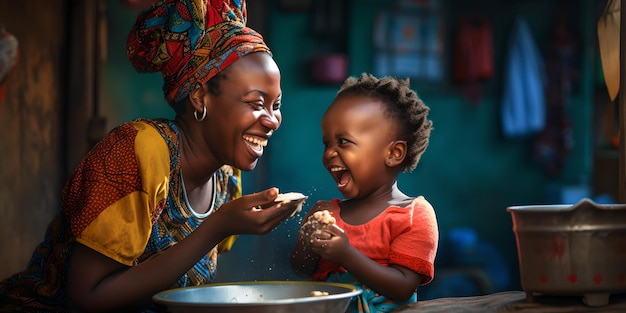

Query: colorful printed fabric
[311,196,439,313]
[0,119,241,312]
[126,0,271,106]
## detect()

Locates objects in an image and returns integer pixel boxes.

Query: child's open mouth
[329,166,351,188]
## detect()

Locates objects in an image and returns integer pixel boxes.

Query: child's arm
[313,197,438,301]
[312,225,424,301]
[289,228,321,278]
[289,201,334,278]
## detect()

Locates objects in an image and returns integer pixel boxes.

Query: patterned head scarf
[126,0,271,106]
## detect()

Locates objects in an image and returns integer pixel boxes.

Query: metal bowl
[507,198,626,307]
[152,281,362,313]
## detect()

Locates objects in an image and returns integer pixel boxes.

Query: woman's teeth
[243,135,267,151]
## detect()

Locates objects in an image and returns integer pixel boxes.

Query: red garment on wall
[454,16,494,104]
[454,17,494,82]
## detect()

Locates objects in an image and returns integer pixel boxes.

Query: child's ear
[386,140,407,167]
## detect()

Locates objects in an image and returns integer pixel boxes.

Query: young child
[290,73,439,312]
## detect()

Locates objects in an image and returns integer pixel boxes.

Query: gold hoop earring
[194,106,206,122]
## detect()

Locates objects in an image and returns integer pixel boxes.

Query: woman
[0,1,296,312]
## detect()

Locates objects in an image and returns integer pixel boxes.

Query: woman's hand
[211,187,300,236]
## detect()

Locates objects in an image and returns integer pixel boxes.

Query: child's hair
[336,73,433,172]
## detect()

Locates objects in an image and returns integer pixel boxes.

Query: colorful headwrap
[126,0,271,106]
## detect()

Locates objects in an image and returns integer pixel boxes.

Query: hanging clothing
[532,10,579,178]
[454,15,494,104]
[500,18,545,138]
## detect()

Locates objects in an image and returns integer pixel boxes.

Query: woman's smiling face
[204,52,282,171]
[321,94,399,199]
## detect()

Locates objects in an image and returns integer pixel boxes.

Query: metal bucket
[507,198,626,306]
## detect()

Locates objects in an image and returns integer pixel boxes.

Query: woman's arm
[67,188,299,312]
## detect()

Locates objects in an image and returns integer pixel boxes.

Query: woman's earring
[194,106,207,122]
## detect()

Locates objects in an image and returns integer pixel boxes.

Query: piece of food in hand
[310,290,329,297]
[311,210,336,224]
[302,209,336,240]
[275,192,308,216]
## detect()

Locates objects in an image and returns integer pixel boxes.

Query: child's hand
[301,207,336,243]
[300,219,319,242]
[310,224,349,263]
[301,217,333,242]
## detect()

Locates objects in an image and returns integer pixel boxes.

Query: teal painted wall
[102,0,175,128]
[103,0,598,296]
[223,0,597,294]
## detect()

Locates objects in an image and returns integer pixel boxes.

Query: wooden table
[392,291,626,313]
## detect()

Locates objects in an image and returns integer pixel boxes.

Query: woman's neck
[175,117,220,185]
[174,117,220,214]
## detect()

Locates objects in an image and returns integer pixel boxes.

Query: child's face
[321,94,399,199]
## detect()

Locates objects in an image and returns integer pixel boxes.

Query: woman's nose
[260,109,281,131]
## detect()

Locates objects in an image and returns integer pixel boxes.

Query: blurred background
[0,0,620,300]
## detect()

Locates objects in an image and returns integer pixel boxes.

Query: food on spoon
[275,192,308,216]
[275,192,307,202]
[302,209,336,240]
[310,290,329,297]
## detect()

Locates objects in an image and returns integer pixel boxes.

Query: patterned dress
[0,119,241,312]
